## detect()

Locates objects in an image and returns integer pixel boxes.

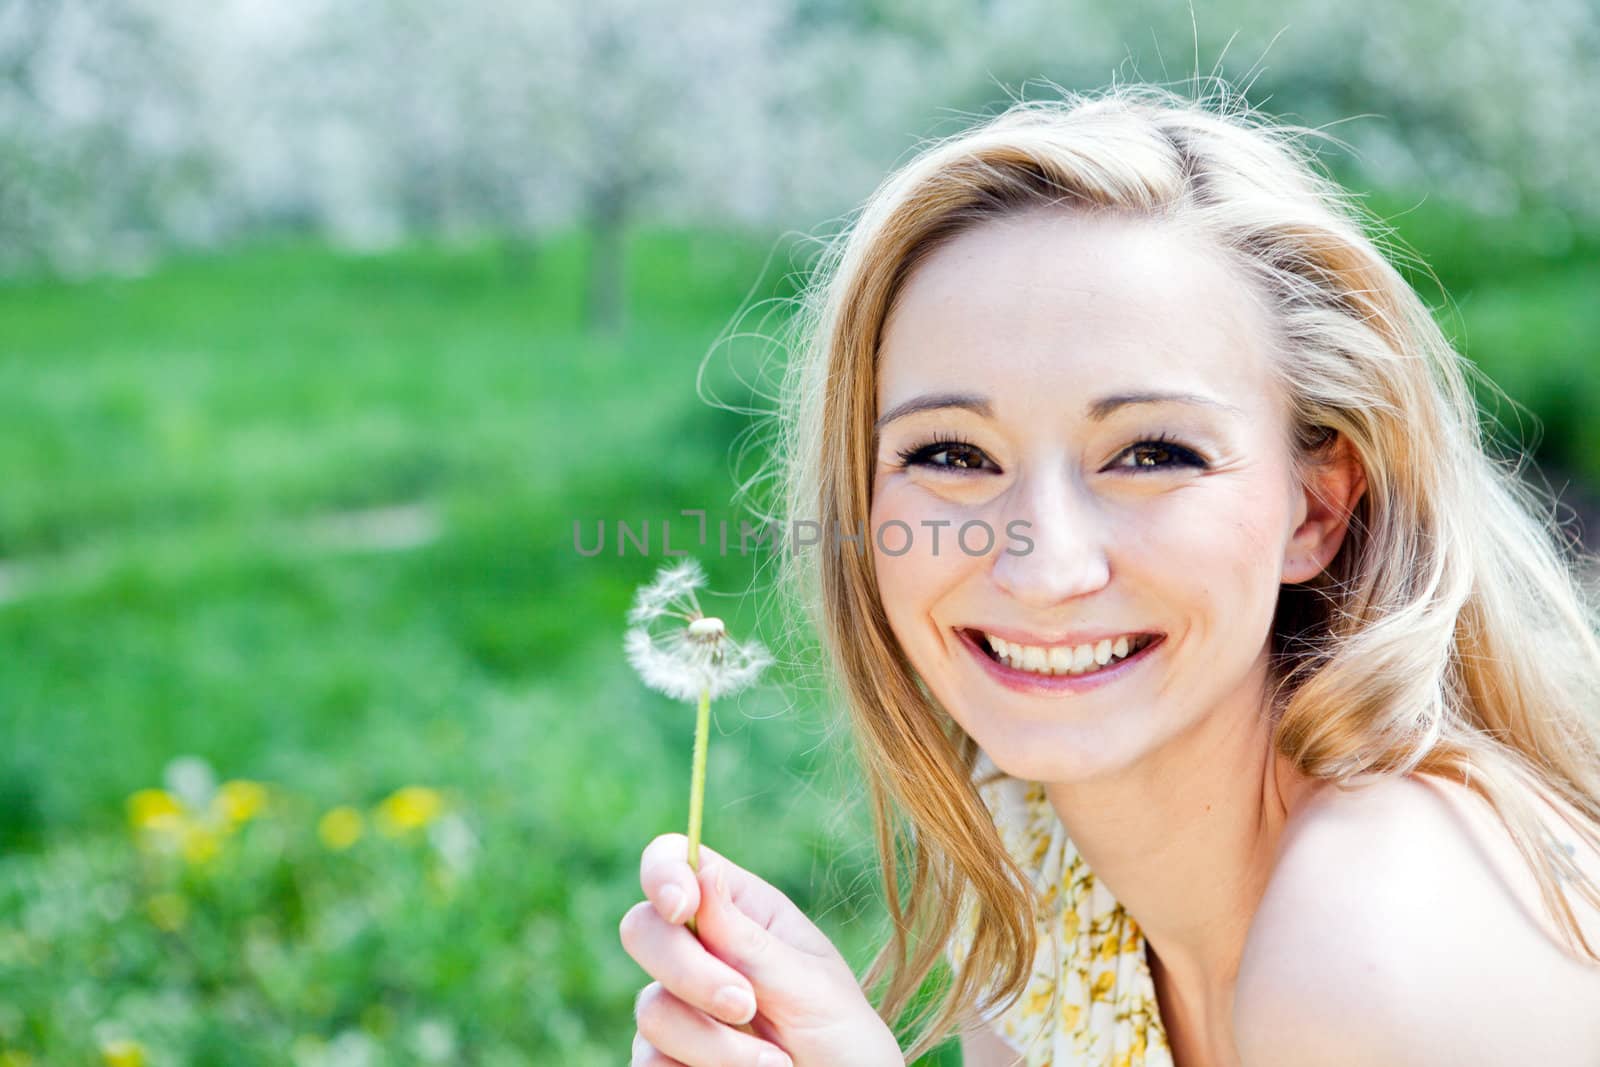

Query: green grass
[0,227,961,1065]
[0,198,1594,1064]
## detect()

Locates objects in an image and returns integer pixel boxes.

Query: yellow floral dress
[944,749,1174,1066]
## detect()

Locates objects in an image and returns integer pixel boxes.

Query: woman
[619,83,1600,1066]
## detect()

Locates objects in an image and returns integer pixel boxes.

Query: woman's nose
[990,472,1111,607]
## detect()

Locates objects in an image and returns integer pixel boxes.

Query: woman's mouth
[956,626,1163,692]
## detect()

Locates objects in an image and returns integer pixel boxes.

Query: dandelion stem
[684,682,711,936]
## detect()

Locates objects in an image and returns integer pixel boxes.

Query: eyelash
[894,431,1207,474]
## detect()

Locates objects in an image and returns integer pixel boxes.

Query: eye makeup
[889,428,1210,475]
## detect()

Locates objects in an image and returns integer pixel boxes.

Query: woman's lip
[956,626,1162,693]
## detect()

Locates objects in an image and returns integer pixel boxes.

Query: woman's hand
[620,833,905,1067]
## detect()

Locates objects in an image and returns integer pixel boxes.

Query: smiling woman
[752,82,1600,1065]
[870,210,1332,777]
[618,79,1600,1067]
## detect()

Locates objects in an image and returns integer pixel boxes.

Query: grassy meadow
[0,194,1596,1064]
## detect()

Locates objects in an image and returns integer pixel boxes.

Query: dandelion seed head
[654,557,707,597]
[687,616,726,640]
[625,626,702,702]
[627,558,707,624]
[623,561,770,702]
[709,638,773,699]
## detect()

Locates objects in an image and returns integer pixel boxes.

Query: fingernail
[715,862,728,900]
[757,1050,792,1067]
[711,984,755,1025]
[660,884,687,924]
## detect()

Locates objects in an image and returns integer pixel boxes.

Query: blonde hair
[758,80,1600,1062]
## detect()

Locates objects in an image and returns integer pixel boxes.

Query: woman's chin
[967,724,1149,785]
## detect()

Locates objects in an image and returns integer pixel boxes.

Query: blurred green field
[0,196,1596,1064]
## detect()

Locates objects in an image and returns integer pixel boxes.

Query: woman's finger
[690,859,841,1023]
[634,981,794,1067]
[619,899,761,1026]
[641,834,839,961]
[631,1031,690,1067]
[640,832,728,925]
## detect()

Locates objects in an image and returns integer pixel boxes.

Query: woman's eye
[896,439,996,473]
[1112,438,1207,471]
[893,435,1205,474]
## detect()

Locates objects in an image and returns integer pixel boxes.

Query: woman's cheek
[868,480,971,642]
[868,485,921,600]
[870,480,981,579]
[1156,483,1287,634]
[1190,481,1287,584]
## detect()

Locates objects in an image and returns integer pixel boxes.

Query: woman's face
[869,209,1307,784]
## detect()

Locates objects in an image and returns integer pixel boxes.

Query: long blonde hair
[759,80,1600,1062]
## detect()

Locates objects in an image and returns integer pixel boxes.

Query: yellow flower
[146,892,188,932]
[126,788,183,832]
[318,806,365,851]
[180,822,221,866]
[374,786,443,837]
[99,1040,145,1067]
[213,779,268,827]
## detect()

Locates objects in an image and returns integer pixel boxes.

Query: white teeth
[978,630,1150,677]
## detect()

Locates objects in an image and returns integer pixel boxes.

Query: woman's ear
[1282,431,1367,585]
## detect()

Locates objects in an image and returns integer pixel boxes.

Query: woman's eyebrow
[874,392,992,432]
[873,389,1242,432]
[1086,390,1245,420]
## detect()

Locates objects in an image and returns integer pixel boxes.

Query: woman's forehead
[876,213,1278,416]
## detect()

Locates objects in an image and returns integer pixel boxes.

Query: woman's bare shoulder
[1234,771,1600,1065]
[1273,770,1600,947]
